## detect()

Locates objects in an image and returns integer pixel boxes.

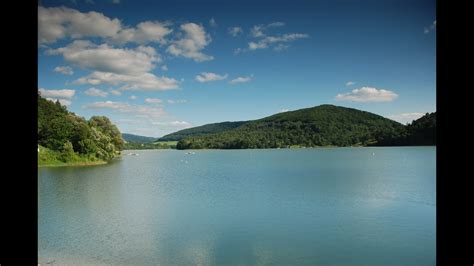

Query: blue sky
[38,0,436,137]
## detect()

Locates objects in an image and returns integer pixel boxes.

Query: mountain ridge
[164,104,435,149]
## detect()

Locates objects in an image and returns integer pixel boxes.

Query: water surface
[39,147,436,265]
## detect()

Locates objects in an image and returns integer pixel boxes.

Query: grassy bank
[38,145,109,167]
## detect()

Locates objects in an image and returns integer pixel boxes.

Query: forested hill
[38,94,124,165]
[122,133,157,144]
[176,105,435,149]
[376,112,436,146]
[159,121,247,141]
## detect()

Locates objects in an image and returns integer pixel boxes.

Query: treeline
[375,112,436,146]
[123,142,176,150]
[176,105,436,149]
[159,121,247,141]
[38,94,124,164]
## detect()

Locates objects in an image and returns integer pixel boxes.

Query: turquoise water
[38,147,436,265]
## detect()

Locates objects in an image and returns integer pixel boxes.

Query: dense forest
[159,121,247,141]
[38,94,124,165]
[175,105,436,149]
[375,112,436,146]
[122,133,157,144]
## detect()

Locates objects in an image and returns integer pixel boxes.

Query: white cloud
[228,26,243,37]
[161,65,168,71]
[73,71,180,91]
[248,33,309,50]
[195,72,228,82]
[83,100,168,120]
[110,89,122,96]
[346,81,356,86]
[129,95,137,100]
[145,98,163,104]
[48,40,160,76]
[38,6,122,44]
[250,22,286,38]
[85,87,108,97]
[46,98,72,106]
[209,18,217,27]
[279,108,289,113]
[335,87,398,102]
[229,76,252,84]
[250,25,265,38]
[274,44,289,51]
[267,22,285,27]
[39,6,173,45]
[248,41,268,50]
[234,48,243,55]
[110,21,173,44]
[39,88,75,99]
[54,66,73,75]
[387,112,426,124]
[167,23,213,62]
[167,99,187,104]
[424,20,436,34]
[53,41,179,91]
[151,120,192,129]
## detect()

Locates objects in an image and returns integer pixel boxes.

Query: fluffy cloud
[83,100,168,120]
[195,72,228,82]
[346,81,356,86]
[85,87,108,97]
[84,101,191,137]
[387,112,426,124]
[248,33,309,50]
[110,21,173,44]
[39,6,173,45]
[54,66,74,75]
[167,23,213,62]
[161,65,168,71]
[145,98,163,104]
[335,87,398,102]
[229,76,252,84]
[228,26,243,37]
[48,40,160,76]
[38,6,122,44]
[129,95,137,100]
[250,25,265,38]
[424,20,436,34]
[39,88,75,99]
[73,71,179,91]
[279,108,289,113]
[50,40,179,91]
[46,98,72,106]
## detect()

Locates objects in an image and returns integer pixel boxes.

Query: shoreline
[38,160,108,168]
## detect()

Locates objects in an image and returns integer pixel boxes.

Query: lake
[38,147,436,265]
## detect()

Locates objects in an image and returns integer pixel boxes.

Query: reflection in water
[39,147,435,265]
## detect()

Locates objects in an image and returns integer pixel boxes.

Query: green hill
[38,93,124,166]
[376,112,436,146]
[176,105,434,149]
[159,121,247,141]
[122,133,156,144]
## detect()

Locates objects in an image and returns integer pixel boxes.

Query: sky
[38,0,436,138]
